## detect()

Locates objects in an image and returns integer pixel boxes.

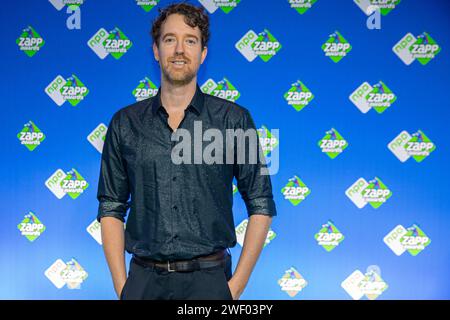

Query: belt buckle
[167,261,176,272]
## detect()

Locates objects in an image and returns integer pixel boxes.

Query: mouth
[170,60,188,65]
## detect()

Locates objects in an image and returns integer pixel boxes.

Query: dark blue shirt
[97,85,277,261]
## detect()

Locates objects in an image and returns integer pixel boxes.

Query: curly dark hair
[151,2,210,48]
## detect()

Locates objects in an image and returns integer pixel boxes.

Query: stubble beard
[161,58,197,87]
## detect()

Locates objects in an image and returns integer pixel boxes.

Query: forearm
[100,216,127,298]
[232,214,272,294]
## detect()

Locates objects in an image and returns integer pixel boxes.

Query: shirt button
[172,205,178,211]
[172,176,177,181]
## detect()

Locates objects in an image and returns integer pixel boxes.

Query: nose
[175,39,184,55]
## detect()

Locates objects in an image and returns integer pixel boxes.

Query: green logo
[350,81,397,114]
[257,125,279,157]
[87,123,108,153]
[16,26,45,57]
[278,267,308,298]
[288,0,318,14]
[60,169,89,199]
[322,31,352,63]
[136,0,160,12]
[17,211,46,242]
[251,29,282,62]
[200,77,240,102]
[360,268,388,300]
[103,27,133,59]
[282,175,311,206]
[318,128,348,159]
[133,77,158,101]
[365,81,396,114]
[213,0,241,13]
[393,32,440,66]
[315,220,344,252]
[64,0,84,7]
[370,0,401,16]
[284,80,314,112]
[60,74,89,106]
[363,177,392,209]
[342,266,388,300]
[410,32,441,65]
[405,130,436,162]
[17,121,45,151]
[61,258,89,289]
[400,224,431,256]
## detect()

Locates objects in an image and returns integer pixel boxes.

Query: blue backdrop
[1,0,450,299]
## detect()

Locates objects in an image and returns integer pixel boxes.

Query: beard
[161,55,197,86]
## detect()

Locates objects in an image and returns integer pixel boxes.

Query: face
[153,13,207,86]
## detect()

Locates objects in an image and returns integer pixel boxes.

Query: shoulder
[113,98,152,119]
[203,94,251,124]
[109,97,153,126]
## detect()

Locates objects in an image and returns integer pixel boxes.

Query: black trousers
[120,253,233,300]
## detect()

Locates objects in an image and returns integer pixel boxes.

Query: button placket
[169,133,176,247]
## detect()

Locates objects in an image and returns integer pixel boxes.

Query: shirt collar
[152,84,205,116]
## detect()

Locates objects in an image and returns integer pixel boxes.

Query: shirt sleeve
[96,112,130,223]
[233,108,277,217]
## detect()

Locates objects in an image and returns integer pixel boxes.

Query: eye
[164,37,175,43]
[186,38,197,45]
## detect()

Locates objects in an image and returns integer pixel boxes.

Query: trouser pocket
[120,277,130,300]
[220,269,233,300]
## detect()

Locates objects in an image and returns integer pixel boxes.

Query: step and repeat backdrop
[2,0,450,299]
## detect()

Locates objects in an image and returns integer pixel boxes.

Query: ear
[200,46,208,64]
[153,42,160,62]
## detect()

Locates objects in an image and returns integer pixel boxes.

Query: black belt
[132,249,228,272]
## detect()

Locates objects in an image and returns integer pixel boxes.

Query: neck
[160,76,197,111]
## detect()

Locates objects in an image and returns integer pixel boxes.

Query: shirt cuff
[244,197,277,217]
[97,200,129,222]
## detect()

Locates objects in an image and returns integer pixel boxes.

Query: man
[97,2,277,300]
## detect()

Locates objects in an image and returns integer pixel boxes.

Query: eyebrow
[162,33,199,41]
